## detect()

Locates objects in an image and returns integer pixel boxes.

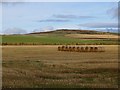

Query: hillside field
[1,33,119,45]
[2,45,118,88]
[65,34,118,39]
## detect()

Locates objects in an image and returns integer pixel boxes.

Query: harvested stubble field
[65,34,119,39]
[2,45,118,88]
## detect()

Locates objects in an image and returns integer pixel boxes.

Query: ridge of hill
[2,29,119,45]
[29,29,106,35]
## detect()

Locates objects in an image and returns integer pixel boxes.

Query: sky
[1,2,118,34]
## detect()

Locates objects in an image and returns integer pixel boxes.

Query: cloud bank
[37,19,70,22]
[79,22,117,28]
[33,26,54,32]
[53,14,96,19]
[3,28,27,34]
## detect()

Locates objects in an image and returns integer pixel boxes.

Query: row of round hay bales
[58,46,105,52]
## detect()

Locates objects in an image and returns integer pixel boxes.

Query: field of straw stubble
[2,45,119,88]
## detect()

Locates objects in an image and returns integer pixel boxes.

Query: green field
[1,33,119,45]
[2,45,118,88]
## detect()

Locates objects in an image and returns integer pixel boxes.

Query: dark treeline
[1,42,119,45]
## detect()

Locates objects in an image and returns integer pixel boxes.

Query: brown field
[2,45,119,88]
[65,34,118,39]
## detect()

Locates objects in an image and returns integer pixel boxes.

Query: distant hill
[29,29,107,35]
[2,29,119,45]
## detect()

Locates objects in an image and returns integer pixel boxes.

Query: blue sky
[2,2,118,34]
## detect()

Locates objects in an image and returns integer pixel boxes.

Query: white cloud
[53,14,96,19]
[3,27,27,34]
[56,24,79,30]
[33,26,54,33]
[37,19,70,22]
[42,26,54,32]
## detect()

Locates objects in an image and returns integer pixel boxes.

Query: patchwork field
[2,45,118,88]
[1,34,119,45]
[65,34,118,39]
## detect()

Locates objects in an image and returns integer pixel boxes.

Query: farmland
[65,34,118,39]
[1,30,119,45]
[2,30,119,88]
[2,1,119,89]
[2,45,118,88]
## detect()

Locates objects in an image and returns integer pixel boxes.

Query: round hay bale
[85,46,89,52]
[72,46,76,52]
[58,46,61,51]
[65,46,69,51]
[69,46,72,52]
[90,47,94,52]
[76,47,80,52]
[80,47,84,52]
[94,47,98,52]
[61,46,65,51]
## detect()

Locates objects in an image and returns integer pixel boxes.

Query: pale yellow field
[65,34,118,39]
[2,45,119,88]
